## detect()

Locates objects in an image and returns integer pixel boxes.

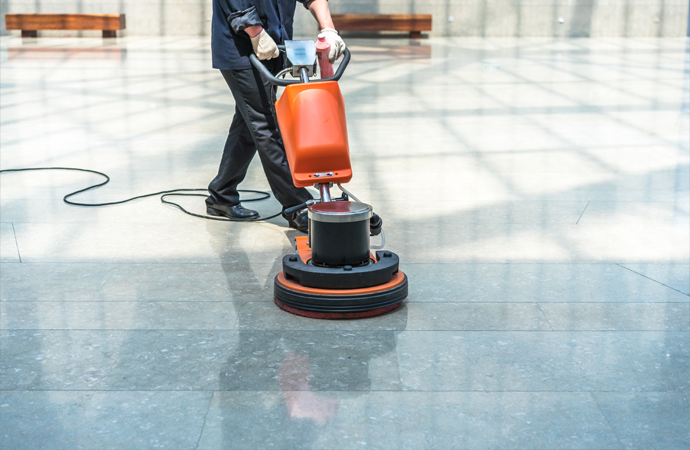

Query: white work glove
[250,29,280,60]
[319,28,346,64]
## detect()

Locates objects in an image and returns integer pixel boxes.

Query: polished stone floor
[0,36,688,449]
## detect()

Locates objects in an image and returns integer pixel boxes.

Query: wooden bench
[331,14,432,39]
[5,14,126,38]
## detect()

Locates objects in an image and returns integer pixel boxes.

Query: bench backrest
[5,14,126,31]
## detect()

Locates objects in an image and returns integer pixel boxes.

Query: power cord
[0,167,281,221]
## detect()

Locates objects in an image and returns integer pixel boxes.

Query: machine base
[275,299,402,319]
[274,270,408,320]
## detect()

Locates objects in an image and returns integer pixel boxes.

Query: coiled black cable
[0,167,281,221]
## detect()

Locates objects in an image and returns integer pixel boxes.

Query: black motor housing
[308,201,372,267]
[276,201,407,319]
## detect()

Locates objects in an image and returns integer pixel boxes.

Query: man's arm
[306,0,345,63]
[306,0,335,30]
[240,9,276,60]
[222,0,262,34]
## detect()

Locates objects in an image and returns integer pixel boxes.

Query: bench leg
[102,30,117,38]
[21,30,38,38]
[409,31,422,39]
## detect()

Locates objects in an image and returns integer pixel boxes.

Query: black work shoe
[207,203,259,220]
[282,207,308,233]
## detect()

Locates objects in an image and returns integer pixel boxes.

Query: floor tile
[238,301,409,331]
[215,331,401,392]
[0,263,112,301]
[98,263,274,302]
[594,392,690,450]
[581,201,689,226]
[403,302,551,330]
[0,301,239,330]
[395,331,690,391]
[0,330,241,391]
[540,303,690,330]
[0,390,212,450]
[618,263,690,295]
[238,302,551,331]
[384,221,689,263]
[372,200,589,224]
[0,263,275,302]
[402,263,690,303]
[0,223,20,263]
[0,163,284,225]
[0,196,202,225]
[10,221,289,264]
[0,330,401,391]
[197,391,622,450]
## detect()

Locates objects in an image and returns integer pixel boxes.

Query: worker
[207,0,346,232]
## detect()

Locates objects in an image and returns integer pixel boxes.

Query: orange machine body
[275,81,352,187]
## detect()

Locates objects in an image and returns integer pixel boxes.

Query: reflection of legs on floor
[278,352,339,424]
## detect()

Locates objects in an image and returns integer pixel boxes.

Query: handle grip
[284,201,309,215]
[249,47,351,86]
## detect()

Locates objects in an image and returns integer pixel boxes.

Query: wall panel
[2,0,688,37]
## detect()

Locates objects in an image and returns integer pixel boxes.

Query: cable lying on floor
[0,167,281,221]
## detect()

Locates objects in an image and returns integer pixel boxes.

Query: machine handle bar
[249,47,351,87]
[284,201,309,215]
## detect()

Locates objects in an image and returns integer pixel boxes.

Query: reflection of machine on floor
[250,41,408,319]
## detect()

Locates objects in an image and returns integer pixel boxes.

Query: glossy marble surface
[1,36,689,449]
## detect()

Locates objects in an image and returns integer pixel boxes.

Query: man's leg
[223,67,313,208]
[207,105,256,208]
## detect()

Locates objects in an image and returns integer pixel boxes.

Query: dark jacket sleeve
[297,0,317,10]
[297,0,318,9]
[220,0,263,33]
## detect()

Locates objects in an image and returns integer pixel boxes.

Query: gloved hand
[319,28,346,63]
[250,29,280,60]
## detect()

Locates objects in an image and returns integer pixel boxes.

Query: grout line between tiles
[0,388,682,394]
[590,392,626,449]
[534,302,555,330]
[231,302,244,330]
[617,264,690,297]
[576,201,590,224]
[1,329,687,332]
[1,300,688,304]
[193,392,215,450]
[11,223,22,263]
[4,261,688,265]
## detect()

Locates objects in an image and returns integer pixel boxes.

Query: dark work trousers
[206,66,313,209]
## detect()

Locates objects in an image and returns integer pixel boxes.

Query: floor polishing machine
[249,41,408,319]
